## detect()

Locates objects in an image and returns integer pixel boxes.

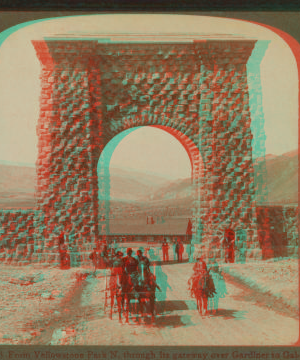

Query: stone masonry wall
[29,39,268,263]
[0,210,35,264]
[0,206,297,265]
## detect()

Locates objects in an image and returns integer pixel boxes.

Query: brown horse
[188,263,216,316]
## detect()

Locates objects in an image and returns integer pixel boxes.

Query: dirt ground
[0,258,298,346]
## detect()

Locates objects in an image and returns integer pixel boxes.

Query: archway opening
[97,126,200,246]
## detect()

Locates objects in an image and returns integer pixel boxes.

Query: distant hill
[0,149,297,212]
[0,164,36,209]
[152,151,298,205]
[0,164,170,208]
[148,178,194,201]
[108,167,171,201]
[255,151,298,205]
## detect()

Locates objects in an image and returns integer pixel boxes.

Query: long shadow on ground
[224,272,298,320]
[26,272,104,345]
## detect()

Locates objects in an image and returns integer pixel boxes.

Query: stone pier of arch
[30,37,267,265]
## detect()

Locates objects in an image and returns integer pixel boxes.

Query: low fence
[105,234,192,245]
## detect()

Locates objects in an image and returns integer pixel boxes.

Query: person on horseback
[122,248,139,292]
[110,251,124,286]
[136,248,152,288]
[123,248,139,273]
[136,249,150,270]
[188,258,216,316]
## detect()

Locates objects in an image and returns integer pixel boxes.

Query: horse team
[90,246,160,323]
[59,232,227,323]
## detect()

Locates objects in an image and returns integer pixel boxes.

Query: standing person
[175,240,180,262]
[176,239,184,262]
[58,232,65,247]
[58,232,70,269]
[222,229,235,263]
[89,243,101,271]
[59,244,70,270]
[179,241,184,262]
[161,239,169,262]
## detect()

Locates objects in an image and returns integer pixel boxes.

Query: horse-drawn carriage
[103,254,160,323]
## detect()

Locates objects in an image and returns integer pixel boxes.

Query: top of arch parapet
[42,33,258,42]
[32,35,263,68]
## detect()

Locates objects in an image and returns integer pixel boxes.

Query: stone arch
[95,124,203,242]
[31,38,264,264]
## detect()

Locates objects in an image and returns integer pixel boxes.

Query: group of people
[89,244,160,294]
[161,239,185,262]
[58,232,228,317]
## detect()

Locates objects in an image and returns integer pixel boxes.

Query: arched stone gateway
[31,38,265,265]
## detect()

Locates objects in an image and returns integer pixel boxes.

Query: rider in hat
[110,251,124,285]
[122,248,139,291]
[136,248,150,269]
[122,248,138,274]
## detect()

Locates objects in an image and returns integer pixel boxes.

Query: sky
[109,127,191,180]
[0,14,297,178]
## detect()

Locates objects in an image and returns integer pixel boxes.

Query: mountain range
[0,149,297,209]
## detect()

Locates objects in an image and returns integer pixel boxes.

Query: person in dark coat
[58,232,65,247]
[59,244,70,270]
[223,229,236,263]
[58,232,70,269]
[175,240,184,262]
[136,249,150,269]
[89,244,101,271]
[161,239,169,262]
[122,248,139,291]
[110,251,124,285]
[122,248,138,274]
[136,248,151,282]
